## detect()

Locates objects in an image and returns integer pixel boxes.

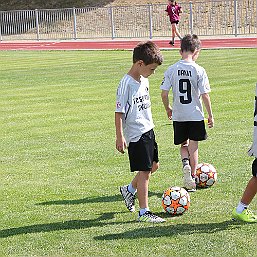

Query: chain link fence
[0,0,256,41]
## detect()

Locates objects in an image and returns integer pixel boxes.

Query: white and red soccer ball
[195,163,217,188]
[162,186,190,215]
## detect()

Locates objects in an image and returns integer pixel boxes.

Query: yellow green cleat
[232,208,257,223]
[138,211,166,223]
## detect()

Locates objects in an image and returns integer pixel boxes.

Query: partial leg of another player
[169,23,182,46]
[232,176,257,223]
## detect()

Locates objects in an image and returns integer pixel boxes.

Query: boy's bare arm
[201,93,214,128]
[161,90,172,120]
[115,112,127,153]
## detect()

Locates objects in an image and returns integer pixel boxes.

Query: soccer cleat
[138,211,166,223]
[183,164,196,192]
[169,40,174,46]
[232,208,257,223]
[120,185,135,212]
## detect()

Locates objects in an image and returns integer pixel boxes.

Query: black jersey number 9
[179,79,192,104]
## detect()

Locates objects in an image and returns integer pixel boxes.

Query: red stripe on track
[0,37,256,50]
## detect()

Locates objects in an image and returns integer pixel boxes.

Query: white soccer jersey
[160,60,211,121]
[115,74,154,144]
[248,83,257,158]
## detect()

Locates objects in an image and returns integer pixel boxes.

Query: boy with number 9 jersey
[160,34,214,191]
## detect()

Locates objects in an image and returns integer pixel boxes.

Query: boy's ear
[192,50,200,60]
[194,49,200,56]
[137,60,144,66]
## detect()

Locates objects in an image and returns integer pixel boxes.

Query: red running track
[0,37,256,50]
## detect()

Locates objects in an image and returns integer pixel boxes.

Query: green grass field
[0,48,257,257]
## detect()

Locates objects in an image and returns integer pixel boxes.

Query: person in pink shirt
[165,0,183,46]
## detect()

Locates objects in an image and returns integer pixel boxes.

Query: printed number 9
[179,79,192,104]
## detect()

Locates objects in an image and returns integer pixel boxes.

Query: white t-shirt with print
[160,60,211,121]
[115,74,154,145]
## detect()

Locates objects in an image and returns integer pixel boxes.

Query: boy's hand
[166,108,172,120]
[116,137,127,154]
[207,116,214,128]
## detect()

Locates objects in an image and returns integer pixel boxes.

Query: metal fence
[0,0,256,41]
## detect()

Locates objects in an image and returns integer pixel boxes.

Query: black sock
[182,158,189,166]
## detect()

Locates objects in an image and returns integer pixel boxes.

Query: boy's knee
[151,162,159,173]
[181,140,189,147]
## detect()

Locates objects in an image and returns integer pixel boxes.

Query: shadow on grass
[36,191,162,205]
[94,220,247,240]
[0,211,133,238]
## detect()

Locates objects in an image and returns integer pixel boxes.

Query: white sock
[139,207,150,216]
[236,201,249,214]
[128,183,137,195]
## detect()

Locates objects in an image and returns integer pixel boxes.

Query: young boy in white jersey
[160,34,214,191]
[115,41,165,223]
[232,83,257,223]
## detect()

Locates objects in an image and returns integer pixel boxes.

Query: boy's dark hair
[133,41,163,65]
[180,34,201,53]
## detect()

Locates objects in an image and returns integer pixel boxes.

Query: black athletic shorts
[173,121,207,145]
[128,129,159,172]
[252,158,257,177]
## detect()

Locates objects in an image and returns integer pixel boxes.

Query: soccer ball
[195,163,217,188]
[162,186,190,215]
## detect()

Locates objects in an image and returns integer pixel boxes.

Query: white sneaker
[183,165,196,191]
[120,185,135,212]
